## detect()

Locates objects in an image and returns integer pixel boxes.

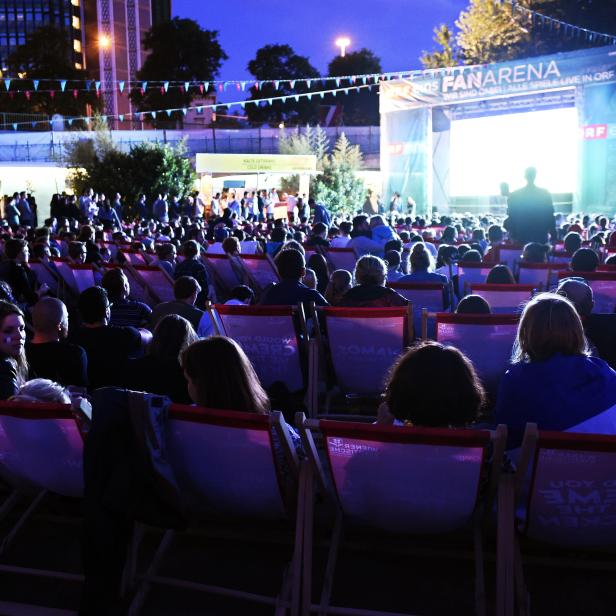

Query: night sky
[173,0,467,98]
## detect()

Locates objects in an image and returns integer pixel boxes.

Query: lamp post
[335,37,351,57]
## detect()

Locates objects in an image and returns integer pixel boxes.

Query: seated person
[456,295,491,315]
[26,297,88,387]
[459,249,482,264]
[521,242,548,263]
[570,247,599,273]
[377,341,485,427]
[302,268,317,290]
[306,253,329,295]
[0,300,28,400]
[305,222,330,248]
[260,248,328,307]
[151,276,204,332]
[495,293,616,448]
[0,238,47,306]
[324,270,352,306]
[10,378,71,404]
[385,250,404,282]
[485,264,516,284]
[125,314,197,404]
[399,244,449,308]
[69,286,143,391]
[563,231,582,257]
[101,268,152,328]
[339,255,408,308]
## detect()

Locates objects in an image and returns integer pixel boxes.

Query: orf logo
[580,124,608,140]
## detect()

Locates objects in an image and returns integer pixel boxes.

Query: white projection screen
[449,106,579,197]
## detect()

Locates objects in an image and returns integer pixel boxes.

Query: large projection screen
[449,106,579,197]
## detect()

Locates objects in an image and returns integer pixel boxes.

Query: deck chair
[240,253,280,293]
[296,415,508,616]
[549,250,572,264]
[101,264,149,304]
[470,284,534,314]
[433,313,519,398]
[492,245,524,276]
[128,405,307,616]
[119,249,148,266]
[457,262,496,296]
[240,240,260,254]
[388,281,448,337]
[518,262,569,290]
[325,248,357,273]
[53,260,97,296]
[557,271,616,313]
[28,259,61,296]
[203,253,243,297]
[0,401,84,581]
[129,265,175,304]
[500,425,616,616]
[211,304,317,416]
[318,306,412,400]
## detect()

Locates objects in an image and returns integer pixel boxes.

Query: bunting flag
[142,81,148,91]
[274,80,279,90]
[33,80,39,91]
[4,80,11,91]
[60,80,67,92]
[184,81,190,92]
[118,114,124,122]
[118,81,125,93]
[163,81,169,92]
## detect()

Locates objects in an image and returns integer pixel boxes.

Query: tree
[327,49,382,125]
[66,126,195,214]
[130,18,227,127]
[278,125,330,192]
[312,133,365,216]
[421,25,459,69]
[422,0,616,68]
[5,25,100,125]
[245,44,320,126]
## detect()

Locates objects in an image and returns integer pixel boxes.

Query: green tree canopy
[5,25,99,123]
[327,48,382,125]
[245,44,320,127]
[130,18,227,127]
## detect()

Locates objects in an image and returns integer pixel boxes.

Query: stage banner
[381,107,431,215]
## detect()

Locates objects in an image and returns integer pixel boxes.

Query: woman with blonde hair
[495,293,616,447]
[339,255,408,308]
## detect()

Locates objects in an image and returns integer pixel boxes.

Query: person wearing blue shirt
[309,198,331,227]
[495,293,616,448]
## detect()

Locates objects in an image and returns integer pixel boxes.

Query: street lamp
[335,37,351,57]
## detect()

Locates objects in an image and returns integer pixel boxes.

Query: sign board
[196,153,317,174]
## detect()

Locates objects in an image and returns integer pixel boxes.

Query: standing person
[389,192,401,216]
[152,193,169,223]
[257,190,266,221]
[505,167,556,244]
[210,192,221,218]
[362,190,378,215]
[17,191,33,227]
[309,198,331,227]
[5,193,20,228]
[135,194,149,219]
[79,188,94,223]
[0,301,28,399]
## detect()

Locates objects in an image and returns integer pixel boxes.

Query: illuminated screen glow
[449,107,579,197]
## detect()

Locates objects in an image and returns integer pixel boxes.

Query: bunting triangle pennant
[73,89,78,99]
[119,114,124,122]
[163,81,169,92]
[199,84,204,94]
[60,80,67,92]
[151,111,157,119]
[239,101,245,108]
[319,92,325,99]
[240,81,246,91]
[33,80,39,91]
[25,91,31,100]
[274,80,279,89]
[294,95,299,102]
[118,81,125,93]
[12,123,17,130]
[290,80,296,88]
[50,90,55,99]
[5,80,11,91]
[182,108,187,116]
[184,81,190,92]
[218,83,223,92]
[362,76,367,85]
[142,81,148,91]
[306,79,312,88]
[236,83,240,90]
[31,121,36,128]
[335,78,340,87]
[197,106,203,113]
[307,93,312,101]
[344,88,349,95]
[166,109,172,117]
[179,85,185,94]
[84,117,90,125]
[203,81,209,91]
[254,81,260,91]
[95,81,101,91]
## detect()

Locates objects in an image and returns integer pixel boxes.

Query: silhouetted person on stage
[505,167,556,245]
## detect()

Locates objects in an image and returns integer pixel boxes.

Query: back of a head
[385,249,401,269]
[556,278,594,319]
[486,264,515,284]
[312,222,328,237]
[456,295,491,315]
[571,247,599,273]
[514,293,587,363]
[410,243,431,272]
[181,337,269,413]
[524,166,537,184]
[32,297,67,335]
[270,227,287,243]
[101,267,128,302]
[182,239,200,259]
[229,285,255,304]
[275,248,305,281]
[149,314,198,362]
[487,225,504,244]
[385,341,485,427]
[564,231,583,255]
[460,249,481,264]
[222,236,240,254]
[10,378,70,404]
[4,238,25,260]
[326,269,352,300]
[354,255,387,286]
[78,286,108,324]
[173,275,200,301]
[523,242,548,263]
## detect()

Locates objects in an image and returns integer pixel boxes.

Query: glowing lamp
[335,37,351,57]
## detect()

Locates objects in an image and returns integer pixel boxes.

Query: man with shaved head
[557,278,616,370]
[26,297,88,387]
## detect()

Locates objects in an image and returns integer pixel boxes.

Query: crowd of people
[0,173,615,454]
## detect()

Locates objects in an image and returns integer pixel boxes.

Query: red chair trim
[169,404,271,430]
[435,313,520,325]
[387,282,445,291]
[0,401,73,420]
[470,284,535,292]
[322,306,409,318]
[557,271,616,281]
[215,304,294,316]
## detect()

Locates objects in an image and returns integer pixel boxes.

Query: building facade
[0,0,85,74]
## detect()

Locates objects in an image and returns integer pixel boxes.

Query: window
[73,38,81,52]
[72,15,80,29]
[71,0,79,6]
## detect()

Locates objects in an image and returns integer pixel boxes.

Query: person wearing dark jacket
[0,300,28,399]
[0,238,47,306]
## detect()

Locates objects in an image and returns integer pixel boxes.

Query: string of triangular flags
[5,82,377,130]
[499,0,616,45]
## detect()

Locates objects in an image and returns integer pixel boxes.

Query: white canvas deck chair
[53,260,97,296]
[203,252,244,298]
[432,313,519,398]
[119,249,148,266]
[129,405,308,616]
[29,259,61,296]
[492,245,524,276]
[499,425,616,616]
[518,262,569,290]
[457,262,496,296]
[558,271,616,313]
[469,284,534,314]
[129,264,175,305]
[318,306,412,401]
[0,401,84,581]
[296,416,508,616]
[325,248,357,274]
[240,253,280,294]
[210,304,317,417]
[387,281,448,338]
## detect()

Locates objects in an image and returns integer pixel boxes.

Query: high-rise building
[0,0,86,74]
